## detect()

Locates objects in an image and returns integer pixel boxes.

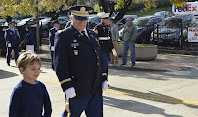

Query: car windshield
[160,19,181,28]
[155,12,162,16]
[88,17,94,22]
[133,18,149,26]
[17,18,31,25]
[40,18,51,25]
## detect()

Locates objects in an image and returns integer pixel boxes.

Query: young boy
[9,52,52,117]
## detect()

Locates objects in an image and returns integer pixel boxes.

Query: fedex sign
[172,2,198,15]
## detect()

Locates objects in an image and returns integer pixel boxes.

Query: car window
[160,19,181,28]
[91,17,101,24]
[133,18,149,26]
[155,18,163,23]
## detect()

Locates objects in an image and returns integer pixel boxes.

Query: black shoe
[7,63,10,66]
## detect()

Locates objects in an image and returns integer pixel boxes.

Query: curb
[40,57,168,72]
[108,66,169,72]
[158,49,198,56]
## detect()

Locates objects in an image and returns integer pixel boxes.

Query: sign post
[188,27,198,42]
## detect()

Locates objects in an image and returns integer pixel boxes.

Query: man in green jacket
[121,17,137,67]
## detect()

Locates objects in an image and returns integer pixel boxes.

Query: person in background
[121,17,137,67]
[109,17,119,66]
[49,20,60,70]
[94,12,117,75]
[24,26,35,53]
[9,52,52,117]
[54,5,108,117]
[4,22,20,66]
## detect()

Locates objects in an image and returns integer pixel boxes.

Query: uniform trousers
[26,45,34,53]
[50,51,54,70]
[6,47,19,64]
[102,53,110,75]
[110,41,118,64]
[62,94,103,117]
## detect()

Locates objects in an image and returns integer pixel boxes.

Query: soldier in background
[54,5,108,117]
[109,17,119,66]
[4,22,20,66]
[94,12,117,75]
[49,20,60,70]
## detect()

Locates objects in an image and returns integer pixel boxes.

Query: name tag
[71,43,79,47]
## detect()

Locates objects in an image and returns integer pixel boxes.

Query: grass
[125,6,172,17]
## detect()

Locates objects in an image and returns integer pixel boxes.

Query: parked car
[87,15,101,29]
[57,17,70,29]
[154,11,174,19]
[119,15,163,43]
[32,17,70,38]
[151,14,197,46]
[0,19,6,26]
[31,18,52,38]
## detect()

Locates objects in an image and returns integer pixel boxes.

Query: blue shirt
[9,80,52,117]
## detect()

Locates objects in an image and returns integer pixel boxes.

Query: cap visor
[73,15,88,20]
[102,17,109,19]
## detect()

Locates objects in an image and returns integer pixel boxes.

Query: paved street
[1,56,198,117]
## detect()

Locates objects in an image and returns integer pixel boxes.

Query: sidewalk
[38,44,198,72]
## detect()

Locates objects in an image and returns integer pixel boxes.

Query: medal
[74,50,78,55]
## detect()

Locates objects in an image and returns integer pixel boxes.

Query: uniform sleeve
[4,30,10,42]
[9,88,21,117]
[114,25,119,42]
[16,29,20,39]
[43,85,52,117]
[54,32,74,91]
[100,48,108,81]
[49,30,54,47]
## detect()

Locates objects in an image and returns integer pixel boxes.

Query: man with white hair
[54,5,108,117]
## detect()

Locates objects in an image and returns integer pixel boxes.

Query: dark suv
[152,14,197,46]
[133,15,163,43]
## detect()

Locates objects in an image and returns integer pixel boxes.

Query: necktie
[81,31,90,41]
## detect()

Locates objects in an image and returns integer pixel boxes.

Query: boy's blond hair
[17,52,41,69]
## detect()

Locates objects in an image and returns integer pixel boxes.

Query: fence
[138,22,198,51]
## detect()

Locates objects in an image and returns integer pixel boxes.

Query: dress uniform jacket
[54,25,107,98]
[94,22,114,53]
[49,27,58,48]
[4,28,20,48]
[24,30,35,45]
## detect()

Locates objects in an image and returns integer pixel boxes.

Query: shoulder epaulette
[57,30,63,34]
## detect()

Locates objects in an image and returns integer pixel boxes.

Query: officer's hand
[51,46,55,51]
[102,80,108,91]
[65,87,76,99]
[112,49,117,57]
[8,43,11,47]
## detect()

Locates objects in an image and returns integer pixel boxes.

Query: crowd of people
[7,5,137,117]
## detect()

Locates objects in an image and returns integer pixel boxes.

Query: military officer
[4,22,20,66]
[54,5,108,117]
[93,12,117,75]
[49,20,60,70]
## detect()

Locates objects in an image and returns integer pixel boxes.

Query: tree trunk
[114,0,133,22]
[36,15,40,53]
